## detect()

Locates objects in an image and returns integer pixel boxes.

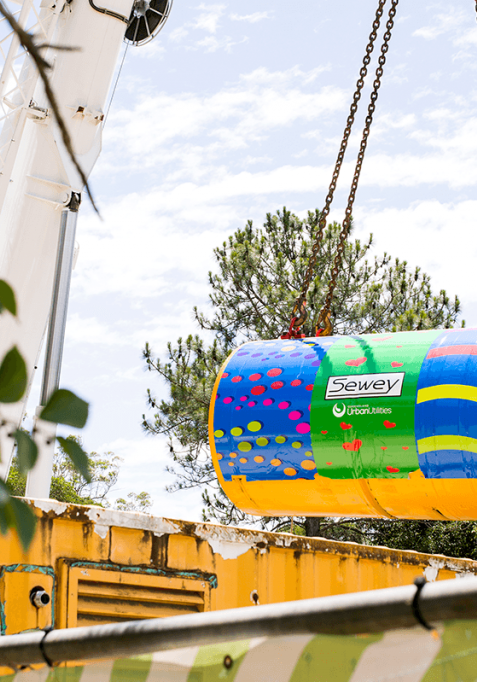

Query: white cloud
[355,199,477,310]
[102,436,204,520]
[230,11,271,24]
[195,34,247,53]
[66,313,128,346]
[102,67,345,171]
[168,26,189,42]
[413,7,468,40]
[192,3,225,34]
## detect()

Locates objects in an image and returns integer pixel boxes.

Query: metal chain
[315,0,399,335]
[284,0,389,339]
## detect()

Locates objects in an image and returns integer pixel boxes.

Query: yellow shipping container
[1,499,476,638]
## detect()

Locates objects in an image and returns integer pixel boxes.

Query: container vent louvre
[76,578,205,626]
[60,564,212,628]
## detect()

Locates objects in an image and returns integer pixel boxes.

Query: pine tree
[143,208,465,551]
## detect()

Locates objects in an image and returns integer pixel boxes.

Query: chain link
[315,0,399,335]
[286,0,389,337]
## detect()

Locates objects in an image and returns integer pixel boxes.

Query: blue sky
[28,0,477,519]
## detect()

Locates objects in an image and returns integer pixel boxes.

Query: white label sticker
[325,372,405,400]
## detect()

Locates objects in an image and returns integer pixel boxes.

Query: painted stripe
[79,661,115,682]
[417,384,477,404]
[418,435,477,455]
[427,345,477,359]
[234,635,313,682]
[146,647,200,682]
[187,639,251,681]
[111,655,152,682]
[349,627,442,682]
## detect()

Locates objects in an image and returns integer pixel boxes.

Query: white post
[25,195,79,498]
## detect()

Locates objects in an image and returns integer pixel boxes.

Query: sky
[27,0,477,520]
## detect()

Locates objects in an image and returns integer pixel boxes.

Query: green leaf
[0,478,11,507]
[0,347,27,403]
[14,430,38,474]
[0,280,16,316]
[40,389,89,428]
[0,481,36,550]
[57,436,91,483]
[8,497,36,550]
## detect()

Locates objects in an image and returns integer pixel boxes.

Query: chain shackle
[317,0,399,335]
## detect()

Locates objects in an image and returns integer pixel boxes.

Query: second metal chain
[315,0,399,335]
[285,0,388,338]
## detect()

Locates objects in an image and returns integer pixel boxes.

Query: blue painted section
[416,400,477,442]
[416,328,477,479]
[422,449,477,479]
[214,337,339,481]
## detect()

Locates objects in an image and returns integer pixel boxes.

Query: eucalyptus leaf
[0,280,16,316]
[57,436,91,483]
[40,389,88,428]
[0,347,27,403]
[8,497,36,550]
[0,478,11,506]
[14,430,38,474]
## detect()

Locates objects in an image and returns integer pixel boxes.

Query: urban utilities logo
[332,402,346,418]
[332,402,392,417]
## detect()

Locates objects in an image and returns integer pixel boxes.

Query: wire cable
[103,42,129,127]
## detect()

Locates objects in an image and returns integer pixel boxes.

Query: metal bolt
[30,587,50,609]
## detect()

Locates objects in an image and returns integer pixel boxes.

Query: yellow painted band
[417,435,477,455]
[417,384,477,404]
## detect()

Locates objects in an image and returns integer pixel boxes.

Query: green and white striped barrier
[3,620,477,682]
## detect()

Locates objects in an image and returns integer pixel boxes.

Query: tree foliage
[143,208,468,557]
[8,436,152,512]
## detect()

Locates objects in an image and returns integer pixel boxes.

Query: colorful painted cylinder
[209,328,477,520]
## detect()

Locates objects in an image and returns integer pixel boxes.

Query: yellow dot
[305,451,313,457]
[238,441,252,452]
[292,441,302,449]
[282,345,296,351]
[284,467,297,477]
[301,460,316,470]
[271,458,282,467]
[231,427,243,437]
[254,456,264,463]
[228,462,234,467]
[239,457,248,463]
[256,437,269,447]
[275,436,287,444]
[214,429,225,438]
[248,421,262,432]
[217,454,223,460]
[230,452,237,459]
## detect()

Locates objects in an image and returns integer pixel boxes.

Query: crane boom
[0,0,135,481]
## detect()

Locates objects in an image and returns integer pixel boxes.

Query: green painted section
[110,655,152,682]
[187,639,251,682]
[70,561,218,589]
[311,330,440,479]
[0,565,55,577]
[289,632,382,682]
[46,665,85,682]
[421,621,477,681]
